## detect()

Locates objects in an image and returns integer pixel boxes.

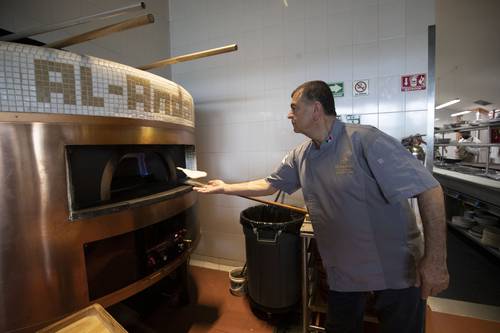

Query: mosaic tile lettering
[0,42,194,126]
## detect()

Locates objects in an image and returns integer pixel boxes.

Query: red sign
[401,73,426,91]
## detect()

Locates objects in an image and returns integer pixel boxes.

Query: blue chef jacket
[266,120,439,291]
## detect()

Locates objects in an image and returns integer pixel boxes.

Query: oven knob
[147,256,156,267]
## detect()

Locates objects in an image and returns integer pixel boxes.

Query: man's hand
[193,179,226,194]
[416,256,450,299]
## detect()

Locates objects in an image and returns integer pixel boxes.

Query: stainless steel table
[300,216,327,332]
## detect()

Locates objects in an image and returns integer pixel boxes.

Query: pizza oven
[0,41,200,333]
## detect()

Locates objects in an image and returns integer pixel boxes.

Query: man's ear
[312,101,322,121]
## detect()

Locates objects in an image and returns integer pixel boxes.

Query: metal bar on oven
[0,2,146,42]
[45,14,154,49]
[137,44,238,71]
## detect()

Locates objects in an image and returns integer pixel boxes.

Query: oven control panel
[145,228,187,273]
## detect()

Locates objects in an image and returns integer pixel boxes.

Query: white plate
[474,215,500,226]
[451,216,475,228]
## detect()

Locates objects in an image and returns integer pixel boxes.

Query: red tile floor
[107,264,382,333]
[109,265,284,333]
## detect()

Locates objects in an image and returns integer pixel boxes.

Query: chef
[194,80,449,333]
[457,130,481,162]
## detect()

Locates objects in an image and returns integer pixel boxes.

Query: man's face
[288,90,314,134]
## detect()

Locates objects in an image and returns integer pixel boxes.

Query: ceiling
[436,0,500,118]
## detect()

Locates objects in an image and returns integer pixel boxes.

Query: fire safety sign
[401,73,426,91]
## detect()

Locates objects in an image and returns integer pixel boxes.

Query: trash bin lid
[240,205,304,231]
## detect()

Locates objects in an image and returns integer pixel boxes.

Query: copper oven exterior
[0,112,199,332]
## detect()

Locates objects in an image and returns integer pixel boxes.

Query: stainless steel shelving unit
[434,121,500,174]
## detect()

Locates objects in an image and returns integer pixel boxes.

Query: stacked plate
[481,227,500,249]
[468,225,484,238]
[464,210,475,220]
[474,212,500,227]
[451,216,476,229]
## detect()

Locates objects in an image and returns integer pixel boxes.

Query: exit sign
[328,82,344,97]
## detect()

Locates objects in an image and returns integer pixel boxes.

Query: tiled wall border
[0,42,194,127]
[190,253,244,272]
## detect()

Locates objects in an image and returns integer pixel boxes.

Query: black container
[240,205,304,313]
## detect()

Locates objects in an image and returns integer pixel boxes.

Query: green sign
[345,114,361,124]
[328,82,344,97]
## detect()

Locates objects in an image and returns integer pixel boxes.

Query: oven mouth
[66,145,192,220]
[100,151,177,203]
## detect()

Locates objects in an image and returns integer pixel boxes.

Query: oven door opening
[102,152,176,203]
[66,145,193,220]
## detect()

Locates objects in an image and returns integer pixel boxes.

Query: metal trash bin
[240,205,304,313]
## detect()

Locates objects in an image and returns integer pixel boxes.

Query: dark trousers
[325,287,425,333]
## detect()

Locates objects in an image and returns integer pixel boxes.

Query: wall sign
[353,79,369,96]
[345,114,361,124]
[401,73,426,91]
[328,82,344,97]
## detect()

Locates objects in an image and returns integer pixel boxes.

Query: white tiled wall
[171,0,435,263]
[0,0,171,79]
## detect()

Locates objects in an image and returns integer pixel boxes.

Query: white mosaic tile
[0,41,194,127]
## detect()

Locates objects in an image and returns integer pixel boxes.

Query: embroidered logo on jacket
[335,153,354,174]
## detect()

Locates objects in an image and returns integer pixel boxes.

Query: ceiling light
[435,118,439,121]
[450,110,471,117]
[436,98,461,110]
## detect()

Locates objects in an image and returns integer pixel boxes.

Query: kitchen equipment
[451,216,476,229]
[468,225,484,238]
[229,266,247,297]
[37,304,126,333]
[436,138,451,144]
[482,227,500,248]
[401,133,426,162]
[138,44,238,71]
[443,157,463,164]
[474,214,500,227]
[0,41,198,332]
[464,210,475,219]
[0,2,146,42]
[46,14,155,49]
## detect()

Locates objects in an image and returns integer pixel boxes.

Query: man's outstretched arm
[193,178,279,197]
